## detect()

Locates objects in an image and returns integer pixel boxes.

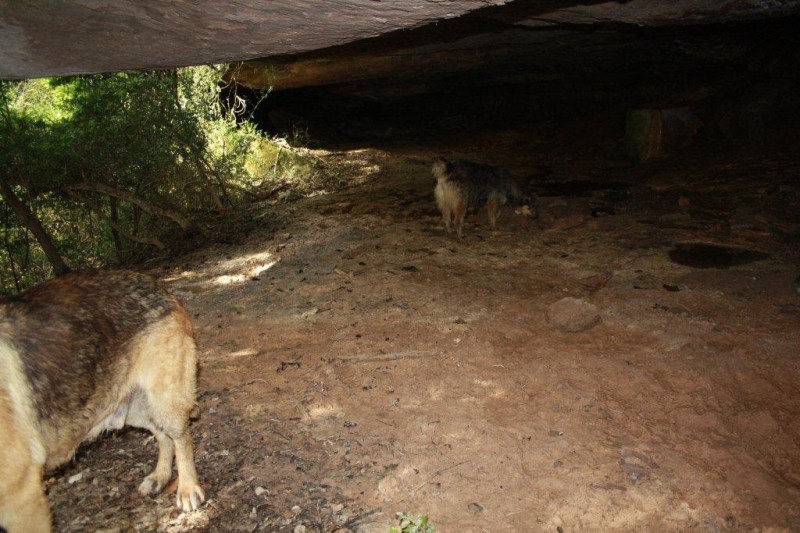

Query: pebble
[468,502,484,513]
[546,297,600,332]
[294,526,307,533]
[255,486,268,496]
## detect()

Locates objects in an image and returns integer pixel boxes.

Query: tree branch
[63,189,167,250]
[65,182,199,234]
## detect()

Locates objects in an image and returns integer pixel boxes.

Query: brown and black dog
[0,270,206,532]
[432,156,527,239]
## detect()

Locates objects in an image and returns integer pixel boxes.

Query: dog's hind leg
[486,199,500,230]
[135,422,175,496]
[124,389,178,497]
[454,202,467,239]
[486,191,507,231]
[128,398,204,511]
[128,310,205,512]
[171,429,204,511]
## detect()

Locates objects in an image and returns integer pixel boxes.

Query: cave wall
[0,0,509,79]
[230,15,800,148]
[2,0,800,79]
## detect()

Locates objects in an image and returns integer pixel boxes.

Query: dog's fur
[0,271,205,532]
[432,157,526,238]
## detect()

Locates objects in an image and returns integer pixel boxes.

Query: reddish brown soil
[48,130,800,532]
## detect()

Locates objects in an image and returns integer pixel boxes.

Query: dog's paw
[138,474,168,496]
[176,482,206,512]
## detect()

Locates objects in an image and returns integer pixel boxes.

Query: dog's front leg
[0,463,51,533]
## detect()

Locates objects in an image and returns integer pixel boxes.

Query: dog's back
[0,270,205,532]
[445,160,519,206]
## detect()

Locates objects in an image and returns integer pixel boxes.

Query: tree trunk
[132,205,142,237]
[0,178,70,275]
[108,196,123,260]
[2,220,20,293]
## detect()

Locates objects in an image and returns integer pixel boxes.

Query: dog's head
[431,156,452,181]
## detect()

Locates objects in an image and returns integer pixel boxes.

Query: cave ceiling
[2,0,800,80]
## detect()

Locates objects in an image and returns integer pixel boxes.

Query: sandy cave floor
[47,130,800,532]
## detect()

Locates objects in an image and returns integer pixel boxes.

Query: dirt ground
[48,124,800,532]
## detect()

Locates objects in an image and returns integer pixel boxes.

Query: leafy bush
[0,66,320,293]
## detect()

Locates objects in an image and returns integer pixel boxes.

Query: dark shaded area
[536,181,630,197]
[669,243,771,268]
[236,14,800,152]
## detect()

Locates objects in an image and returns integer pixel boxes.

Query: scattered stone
[619,449,659,483]
[255,486,268,496]
[553,460,564,469]
[294,525,307,533]
[331,503,344,513]
[468,502,484,513]
[68,472,84,485]
[291,505,302,515]
[653,303,690,316]
[551,211,588,230]
[548,429,564,437]
[579,271,613,293]
[546,297,600,332]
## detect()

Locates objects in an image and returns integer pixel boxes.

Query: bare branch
[66,182,199,234]
[63,189,167,250]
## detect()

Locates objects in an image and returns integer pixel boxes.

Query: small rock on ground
[547,297,600,332]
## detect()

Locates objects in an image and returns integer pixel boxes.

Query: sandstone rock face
[2,1,799,79]
[0,0,508,79]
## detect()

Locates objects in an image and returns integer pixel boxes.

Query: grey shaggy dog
[432,157,526,238]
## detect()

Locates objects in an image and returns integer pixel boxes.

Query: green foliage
[0,66,321,293]
[389,512,435,533]
[246,137,320,196]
